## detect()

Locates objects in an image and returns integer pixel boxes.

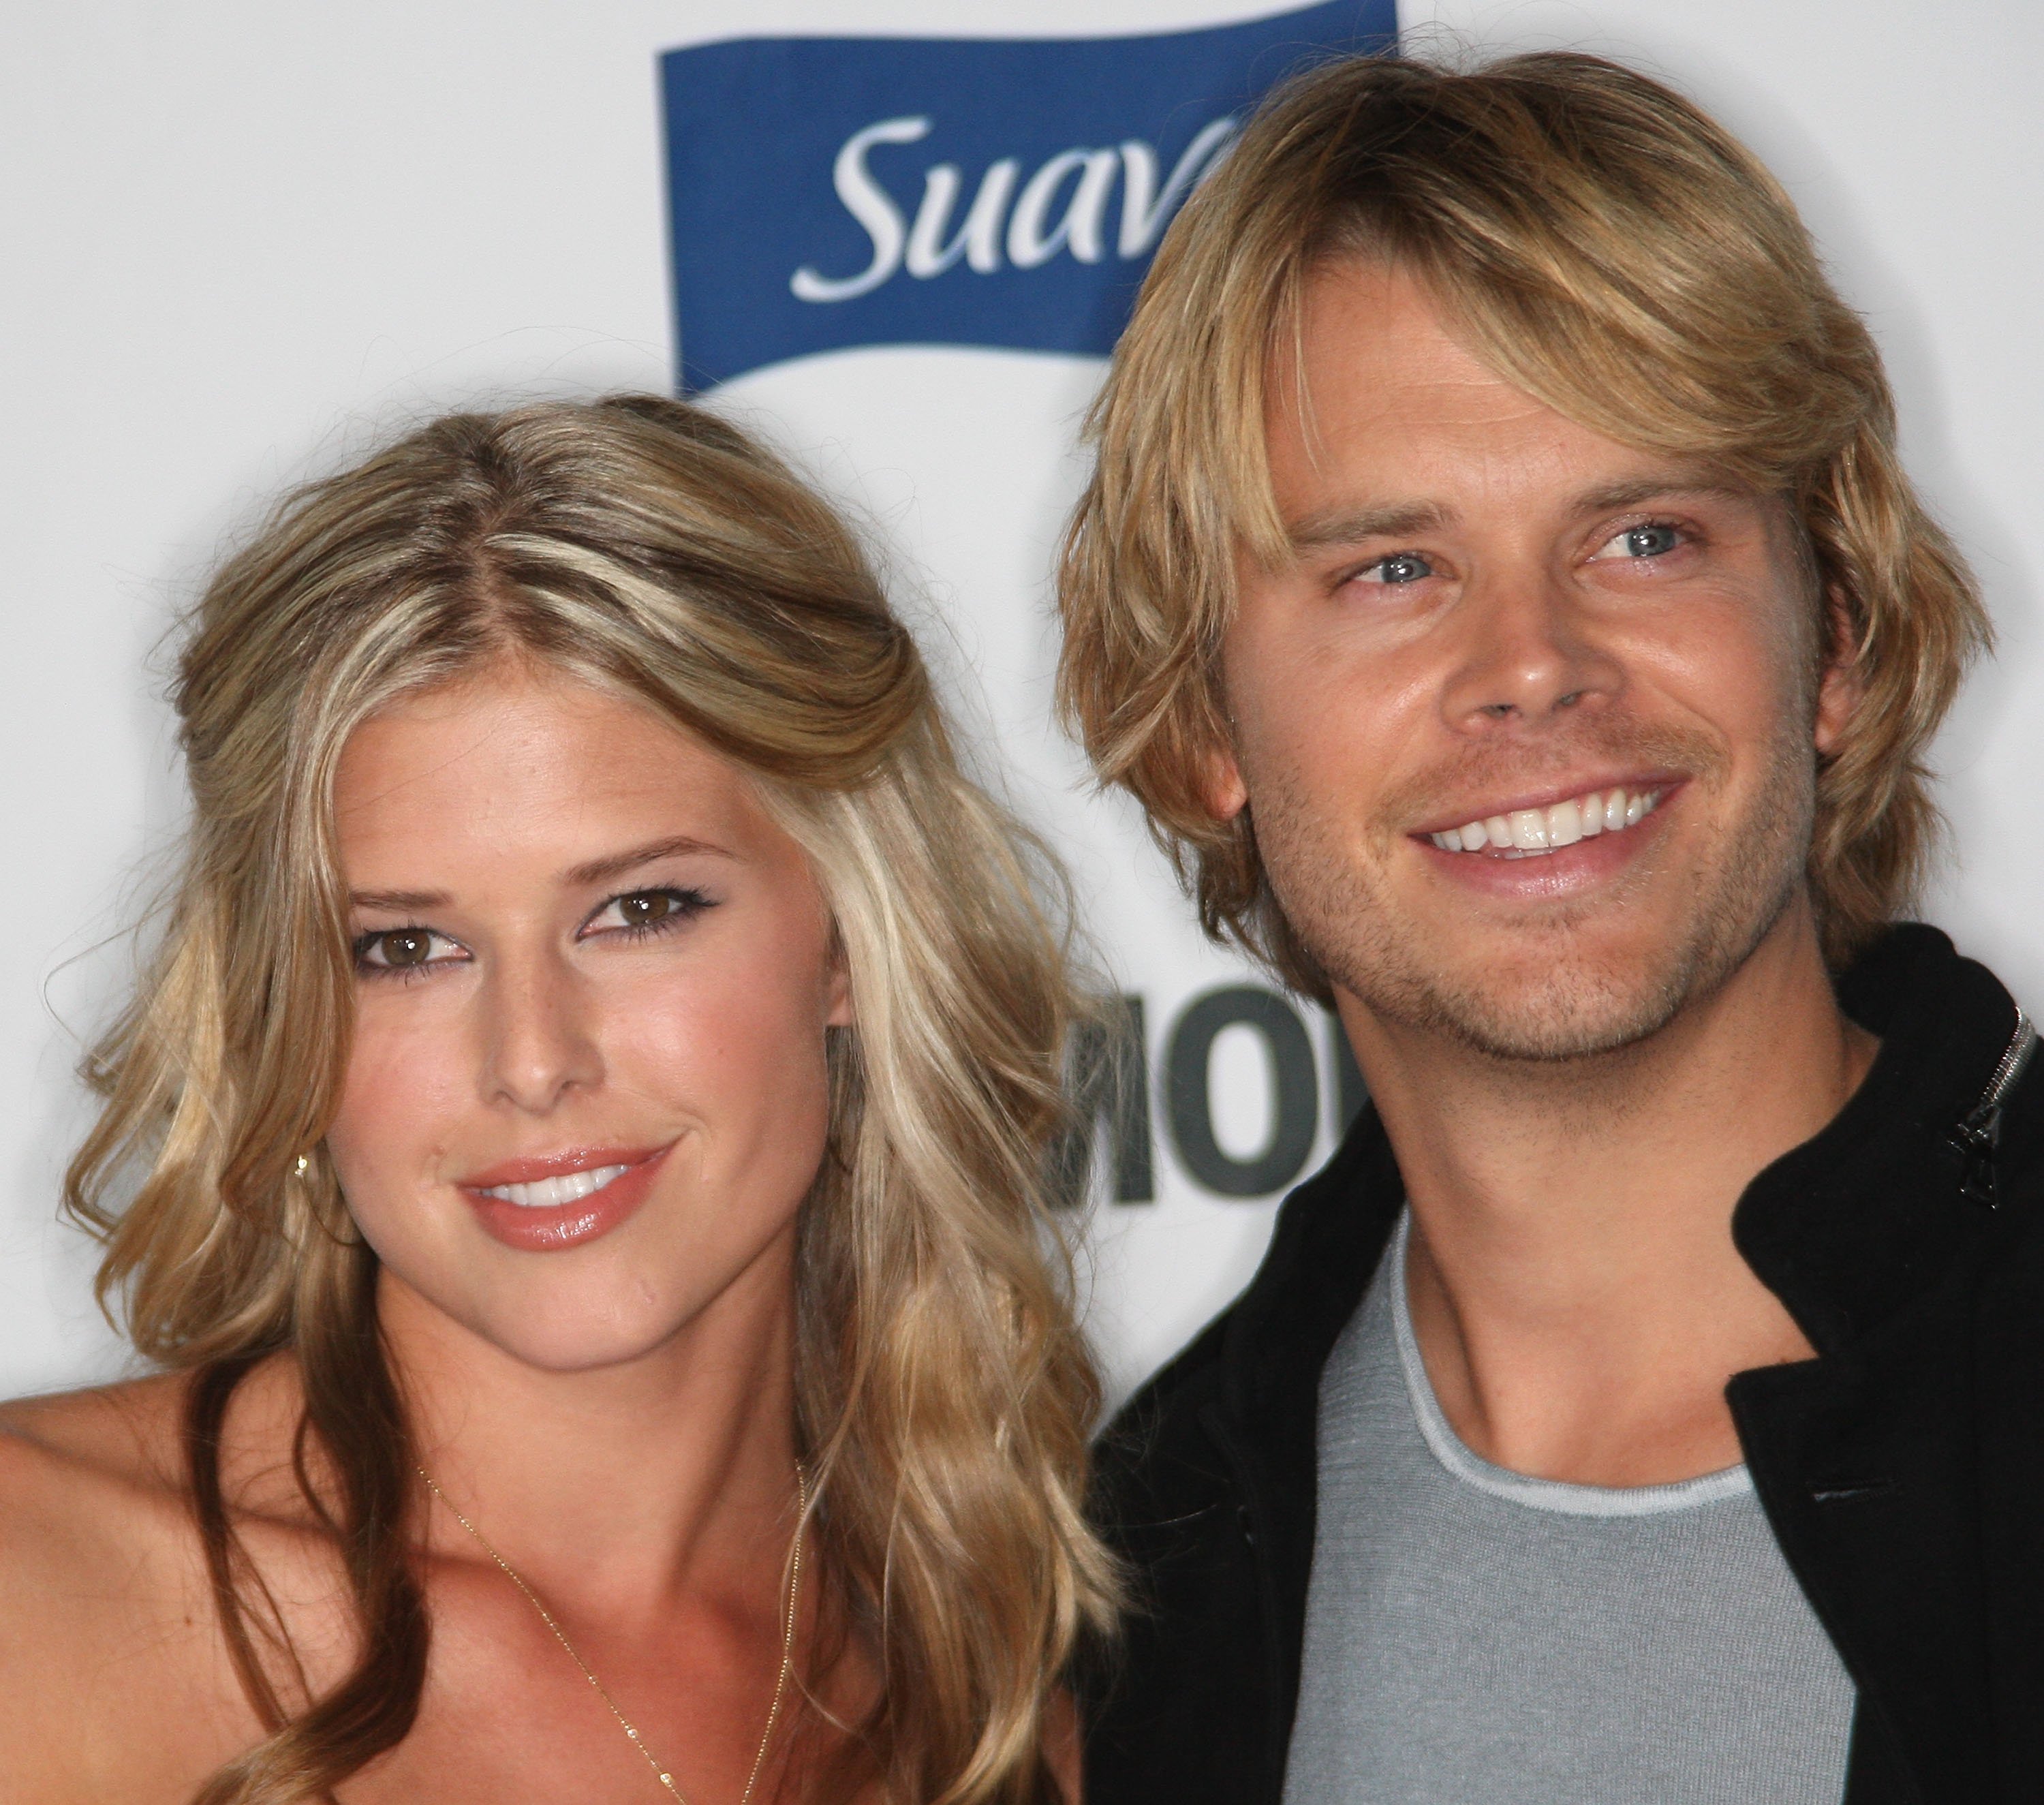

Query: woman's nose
[479,953,604,1114]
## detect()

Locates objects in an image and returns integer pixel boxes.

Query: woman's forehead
[332,665,767,876]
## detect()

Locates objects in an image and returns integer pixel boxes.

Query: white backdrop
[3,1,2039,1406]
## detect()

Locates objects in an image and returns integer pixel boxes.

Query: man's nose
[478,951,604,1114]
[1438,567,1622,735]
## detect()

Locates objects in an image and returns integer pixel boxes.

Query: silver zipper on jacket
[1948,1008,2037,1209]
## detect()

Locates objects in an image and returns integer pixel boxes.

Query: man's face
[1213,262,1855,1061]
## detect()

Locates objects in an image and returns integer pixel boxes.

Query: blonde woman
[0,396,1113,1804]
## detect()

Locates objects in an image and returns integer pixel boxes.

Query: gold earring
[294,1154,309,1176]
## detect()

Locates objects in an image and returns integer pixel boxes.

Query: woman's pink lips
[458,1143,672,1254]
[456,1143,667,1189]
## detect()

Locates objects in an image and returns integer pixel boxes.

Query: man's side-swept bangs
[1059,48,1986,990]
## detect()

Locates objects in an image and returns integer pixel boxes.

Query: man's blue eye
[1367,553,1434,585]
[1618,524,1679,557]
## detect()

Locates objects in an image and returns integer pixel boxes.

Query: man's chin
[1420,975,1686,1063]
[1352,946,1696,1064]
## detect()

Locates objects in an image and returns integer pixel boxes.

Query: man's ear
[1198,739,1250,822]
[1813,586,1864,757]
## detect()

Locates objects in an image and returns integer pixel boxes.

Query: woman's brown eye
[377,930,433,967]
[617,892,675,927]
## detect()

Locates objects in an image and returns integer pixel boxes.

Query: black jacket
[1083,926,2044,1804]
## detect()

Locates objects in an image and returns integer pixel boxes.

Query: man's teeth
[479,1164,629,1208]
[1429,787,1664,858]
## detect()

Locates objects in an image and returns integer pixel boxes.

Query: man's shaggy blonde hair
[1059,48,1986,993]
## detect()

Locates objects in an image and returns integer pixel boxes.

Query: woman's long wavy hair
[66,395,1117,1804]
[1058,49,1989,991]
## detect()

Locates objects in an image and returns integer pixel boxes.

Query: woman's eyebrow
[350,887,446,912]
[345,839,735,911]
[562,834,736,889]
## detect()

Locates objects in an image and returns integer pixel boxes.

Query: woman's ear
[824,944,854,1030]
[812,906,855,1030]
[826,972,854,1030]
[1814,586,1864,757]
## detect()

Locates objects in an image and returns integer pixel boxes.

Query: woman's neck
[381,1234,804,1629]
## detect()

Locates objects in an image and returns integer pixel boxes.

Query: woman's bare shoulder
[0,1370,193,1558]
[0,1373,245,1800]
[0,1353,305,1502]
[1,1363,183,1460]
[0,1357,320,1614]
[0,1372,202,1638]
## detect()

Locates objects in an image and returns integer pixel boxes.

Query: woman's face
[324,660,849,1372]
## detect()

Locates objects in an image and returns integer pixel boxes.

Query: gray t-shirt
[1282,1213,1856,1804]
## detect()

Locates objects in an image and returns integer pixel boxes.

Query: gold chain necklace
[418,1464,808,1805]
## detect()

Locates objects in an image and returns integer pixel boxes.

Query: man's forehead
[1275,270,1761,502]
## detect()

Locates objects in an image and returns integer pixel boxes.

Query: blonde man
[1061,49,2035,1805]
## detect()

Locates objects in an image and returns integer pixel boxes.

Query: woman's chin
[384,1237,810,1382]
[453,1302,707,1376]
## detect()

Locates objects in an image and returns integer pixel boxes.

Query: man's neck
[1338,901,1878,1487]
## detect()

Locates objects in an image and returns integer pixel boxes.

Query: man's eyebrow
[1285,501,1452,551]
[1572,474,1755,514]
[563,834,735,890]
[1282,478,1758,553]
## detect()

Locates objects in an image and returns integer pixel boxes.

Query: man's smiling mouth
[1425,784,1667,860]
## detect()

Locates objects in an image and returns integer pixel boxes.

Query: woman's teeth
[1428,786,1664,859]
[478,1164,628,1208]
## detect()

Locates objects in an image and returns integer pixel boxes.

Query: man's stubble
[1242,716,1821,1066]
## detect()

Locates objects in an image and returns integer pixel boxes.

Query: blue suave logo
[660,1,1396,390]
[784,113,1241,305]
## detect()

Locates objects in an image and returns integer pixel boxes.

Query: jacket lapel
[1730,927,2026,1802]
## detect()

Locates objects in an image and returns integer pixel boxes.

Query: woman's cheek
[328,1004,466,1218]
[607,957,822,1140]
